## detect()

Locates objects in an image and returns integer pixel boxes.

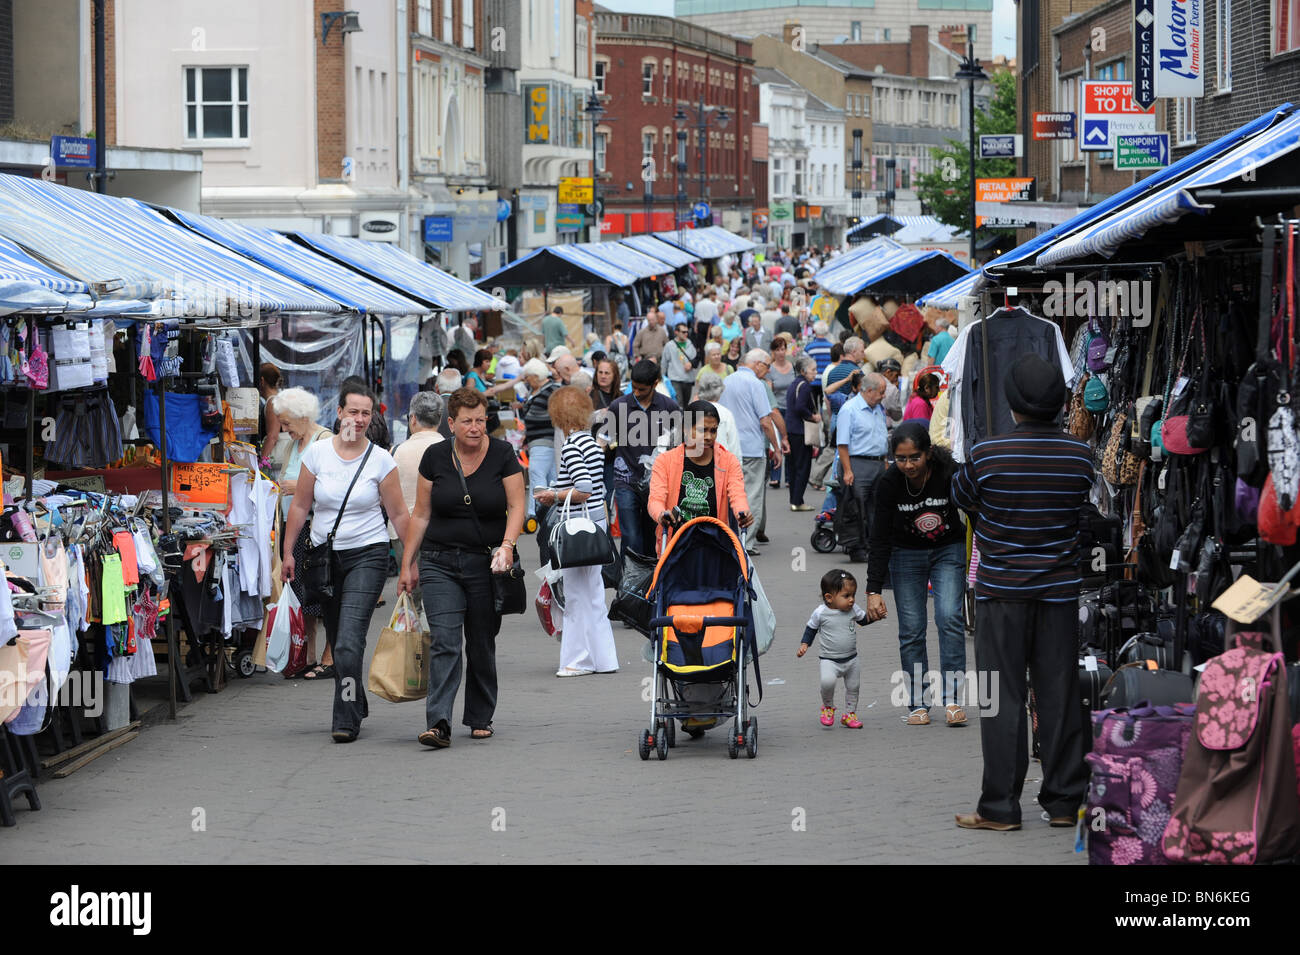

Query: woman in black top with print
[399,388,526,748]
[865,421,969,728]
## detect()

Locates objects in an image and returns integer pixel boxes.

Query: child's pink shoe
[841,712,863,728]
[820,705,835,727]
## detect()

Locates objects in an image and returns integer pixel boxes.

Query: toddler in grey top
[798,568,875,729]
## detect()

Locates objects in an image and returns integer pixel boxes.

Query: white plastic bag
[749,569,777,657]
[264,586,300,673]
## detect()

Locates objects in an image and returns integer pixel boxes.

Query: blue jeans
[526,443,556,518]
[320,541,390,734]
[420,547,501,731]
[614,482,654,564]
[821,455,840,512]
[890,539,967,708]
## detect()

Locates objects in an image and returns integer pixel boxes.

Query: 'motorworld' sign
[1154,0,1203,99]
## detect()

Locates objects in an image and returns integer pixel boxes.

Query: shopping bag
[535,580,562,639]
[264,587,301,674]
[367,593,430,703]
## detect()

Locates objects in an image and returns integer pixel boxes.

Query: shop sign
[51,135,94,168]
[556,203,583,231]
[525,84,550,143]
[423,216,454,243]
[1032,112,1076,140]
[600,214,625,234]
[1154,0,1204,100]
[753,210,769,230]
[519,194,548,211]
[771,201,793,221]
[360,211,401,242]
[171,462,230,507]
[1080,81,1156,151]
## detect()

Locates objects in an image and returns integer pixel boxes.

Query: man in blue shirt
[719,349,786,552]
[836,371,889,562]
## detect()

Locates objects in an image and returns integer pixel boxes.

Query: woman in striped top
[533,386,618,677]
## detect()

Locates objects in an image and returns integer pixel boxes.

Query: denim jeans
[420,547,501,731]
[526,443,556,518]
[614,481,654,565]
[320,541,390,734]
[890,539,967,708]
[741,456,767,549]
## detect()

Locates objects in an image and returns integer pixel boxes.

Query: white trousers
[558,519,619,673]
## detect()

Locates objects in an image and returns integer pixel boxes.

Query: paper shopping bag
[367,593,430,702]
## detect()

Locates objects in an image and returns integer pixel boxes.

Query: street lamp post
[675,129,688,247]
[584,87,605,242]
[674,100,730,228]
[955,23,987,267]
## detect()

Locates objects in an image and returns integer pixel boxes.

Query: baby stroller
[637,516,761,760]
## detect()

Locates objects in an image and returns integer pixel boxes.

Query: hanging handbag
[298,442,374,605]
[548,488,616,569]
[1067,372,1096,440]
[1100,407,1140,486]
[451,445,527,615]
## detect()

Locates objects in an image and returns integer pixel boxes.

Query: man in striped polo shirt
[951,353,1094,832]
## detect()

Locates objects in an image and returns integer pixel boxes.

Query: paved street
[5,500,1083,864]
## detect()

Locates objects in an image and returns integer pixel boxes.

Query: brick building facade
[594,10,758,238]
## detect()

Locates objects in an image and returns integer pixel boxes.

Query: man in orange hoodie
[648,400,752,552]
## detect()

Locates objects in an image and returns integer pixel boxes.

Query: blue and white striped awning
[169,210,429,317]
[653,225,754,258]
[918,271,983,310]
[0,236,88,315]
[477,245,643,289]
[619,234,699,268]
[0,174,344,314]
[816,244,970,298]
[810,236,907,286]
[575,240,670,280]
[1038,109,1300,266]
[291,231,501,312]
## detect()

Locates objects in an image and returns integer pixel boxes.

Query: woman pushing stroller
[647,400,753,544]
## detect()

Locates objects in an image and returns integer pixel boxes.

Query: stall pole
[24,385,34,501]
[92,0,108,195]
[156,376,179,720]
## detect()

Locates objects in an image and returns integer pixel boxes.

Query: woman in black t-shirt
[399,388,525,748]
[865,421,969,728]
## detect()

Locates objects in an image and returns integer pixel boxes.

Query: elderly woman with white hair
[270,386,334,679]
[693,370,741,459]
[696,340,731,382]
[519,357,560,521]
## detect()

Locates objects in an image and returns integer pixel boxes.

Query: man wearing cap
[543,305,572,355]
[951,353,1094,833]
[633,306,670,365]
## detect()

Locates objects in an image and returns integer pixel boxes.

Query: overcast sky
[596,0,1018,58]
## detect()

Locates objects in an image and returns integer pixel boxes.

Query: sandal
[820,705,835,727]
[903,708,931,725]
[841,711,863,728]
[470,727,494,740]
[418,726,451,748]
[284,660,317,680]
[303,664,336,680]
[945,704,967,726]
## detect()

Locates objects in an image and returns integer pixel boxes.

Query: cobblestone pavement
[4,498,1085,864]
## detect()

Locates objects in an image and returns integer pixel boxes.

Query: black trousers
[973,598,1088,824]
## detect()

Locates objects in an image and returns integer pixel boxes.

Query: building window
[794,158,803,194]
[874,87,888,123]
[663,59,672,98]
[1057,74,1079,163]
[443,0,454,43]
[463,0,474,47]
[883,28,891,41]
[418,0,432,36]
[1217,0,1232,90]
[184,66,249,142]
[576,21,588,77]
[1277,0,1300,53]
[773,157,786,195]
[594,59,607,94]
[919,90,932,124]
[643,61,655,96]
[596,130,608,173]
[642,129,656,157]
[1175,96,1197,145]
[850,21,861,41]
[1096,60,1126,81]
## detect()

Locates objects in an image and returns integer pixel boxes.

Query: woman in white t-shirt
[282,382,411,743]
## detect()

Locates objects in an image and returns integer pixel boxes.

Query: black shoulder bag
[451,445,527,616]
[299,441,374,604]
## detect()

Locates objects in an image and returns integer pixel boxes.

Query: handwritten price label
[171,462,230,508]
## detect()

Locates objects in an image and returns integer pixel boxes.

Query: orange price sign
[171,462,230,508]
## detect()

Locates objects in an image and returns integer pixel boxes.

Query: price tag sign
[171,462,230,508]
[1212,575,1295,624]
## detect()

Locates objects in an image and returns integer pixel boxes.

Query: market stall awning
[290,231,503,312]
[809,235,908,286]
[0,174,345,314]
[816,245,970,298]
[0,235,91,314]
[575,240,671,280]
[987,104,1297,274]
[653,225,754,258]
[476,246,639,289]
[169,210,430,317]
[619,234,699,268]
[918,270,982,310]
[846,214,963,246]
[1037,109,1300,267]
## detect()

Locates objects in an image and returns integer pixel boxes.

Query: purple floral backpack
[1085,703,1195,865]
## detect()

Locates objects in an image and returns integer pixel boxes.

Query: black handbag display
[299,442,374,605]
[548,489,616,569]
[451,445,527,616]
